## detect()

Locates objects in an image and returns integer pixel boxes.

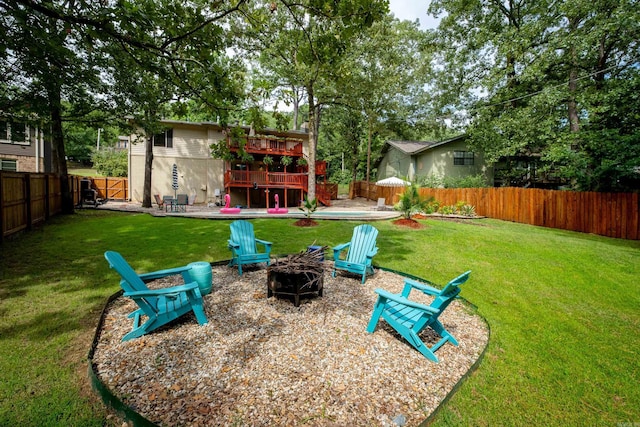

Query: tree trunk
[292,86,300,130]
[142,132,154,208]
[306,88,317,201]
[48,83,73,214]
[366,117,372,184]
[567,17,580,134]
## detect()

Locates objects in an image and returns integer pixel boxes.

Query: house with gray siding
[376,135,493,185]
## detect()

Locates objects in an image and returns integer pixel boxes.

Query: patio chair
[176,194,188,212]
[153,194,164,210]
[228,220,272,275]
[104,251,208,341]
[366,271,471,362]
[163,195,174,212]
[332,224,379,284]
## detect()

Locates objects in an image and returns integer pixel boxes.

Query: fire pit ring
[267,247,326,307]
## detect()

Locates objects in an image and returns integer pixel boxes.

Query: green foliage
[297,157,308,166]
[298,197,317,219]
[416,174,444,188]
[90,149,127,177]
[429,0,640,192]
[440,205,456,215]
[209,141,235,162]
[262,155,274,166]
[329,170,353,185]
[395,183,434,219]
[443,174,490,188]
[280,155,293,167]
[459,204,477,217]
[272,111,291,132]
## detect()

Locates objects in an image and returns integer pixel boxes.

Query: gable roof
[386,135,467,155]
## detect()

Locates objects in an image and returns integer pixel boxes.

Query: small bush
[91,149,127,177]
[459,204,477,217]
[440,205,456,215]
[416,174,444,188]
[395,183,434,219]
[443,174,489,188]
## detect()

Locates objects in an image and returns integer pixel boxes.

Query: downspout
[127,135,132,201]
[35,126,40,173]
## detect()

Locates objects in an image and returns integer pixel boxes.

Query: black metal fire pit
[267,247,325,307]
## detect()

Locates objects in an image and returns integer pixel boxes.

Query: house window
[0,121,31,145]
[153,129,173,148]
[0,159,17,171]
[454,151,474,166]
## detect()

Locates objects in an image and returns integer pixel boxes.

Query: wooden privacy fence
[1,173,128,242]
[417,187,639,240]
[1,172,62,242]
[69,176,128,202]
[351,181,639,240]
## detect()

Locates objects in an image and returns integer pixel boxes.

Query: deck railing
[228,136,304,156]
[224,170,307,188]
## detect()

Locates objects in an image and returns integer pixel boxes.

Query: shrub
[443,174,489,188]
[395,183,434,219]
[416,174,444,188]
[91,149,127,177]
[459,204,477,217]
[440,205,456,215]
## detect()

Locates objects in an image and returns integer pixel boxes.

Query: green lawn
[1,211,639,426]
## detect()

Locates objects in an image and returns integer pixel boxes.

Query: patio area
[90,263,488,426]
[96,197,401,221]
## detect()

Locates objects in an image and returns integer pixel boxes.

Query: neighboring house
[0,119,51,173]
[376,135,493,185]
[128,120,329,207]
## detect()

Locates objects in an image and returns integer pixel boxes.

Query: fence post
[25,174,32,231]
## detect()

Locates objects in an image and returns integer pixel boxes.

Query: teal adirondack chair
[104,251,208,341]
[366,271,471,363]
[332,224,379,284]
[228,220,272,275]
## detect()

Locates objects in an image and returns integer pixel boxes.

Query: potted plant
[263,155,274,167]
[296,197,318,227]
[280,155,292,174]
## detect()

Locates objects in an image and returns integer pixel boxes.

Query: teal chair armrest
[124,282,201,299]
[255,238,272,247]
[366,247,379,259]
[139,265,192,282]
[332,242,351,259]
[403,277,441,297]
[228,240,240,249]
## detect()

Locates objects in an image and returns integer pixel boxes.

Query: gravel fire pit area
[91,262,489,426]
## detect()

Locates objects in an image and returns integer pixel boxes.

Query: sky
[388,0,440,30]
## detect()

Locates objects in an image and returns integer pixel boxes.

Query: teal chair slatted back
[105,250,157,316]
[230,220,257,255]
[227,220,272,275]
[346,224,379,264]
[431,270,470,312]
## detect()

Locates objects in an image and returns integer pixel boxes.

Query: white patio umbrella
[375,176,411,187]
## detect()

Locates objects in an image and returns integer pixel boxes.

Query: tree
[427,0,640,191]
[339,16,432,182]
[1,1,247,211]
[240,0,388,201]
[1,0,109,212]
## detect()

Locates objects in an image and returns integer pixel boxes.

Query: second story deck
[228,136,304,157]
